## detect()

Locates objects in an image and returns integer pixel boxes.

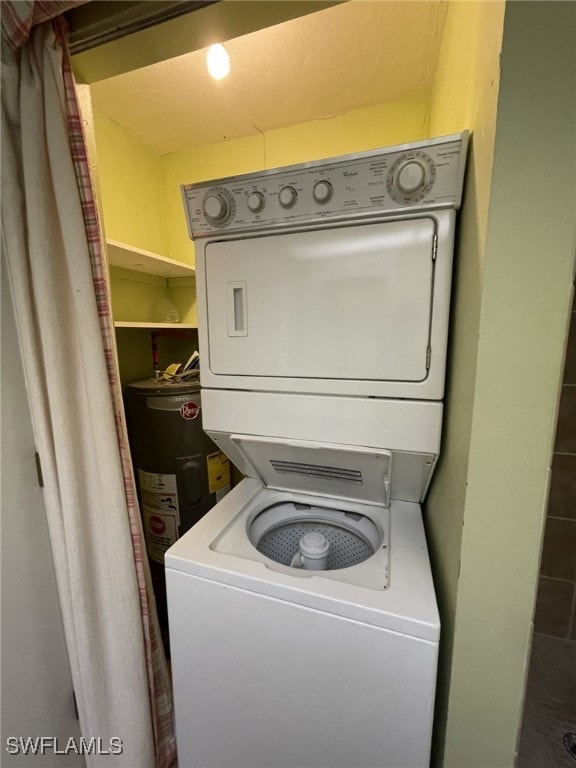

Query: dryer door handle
[226,281,248,336]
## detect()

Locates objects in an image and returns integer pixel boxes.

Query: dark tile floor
[516,633,576,768]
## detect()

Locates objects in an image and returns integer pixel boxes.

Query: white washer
[167,133,468,768]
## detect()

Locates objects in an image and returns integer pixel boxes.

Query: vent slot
[270,460,362,485]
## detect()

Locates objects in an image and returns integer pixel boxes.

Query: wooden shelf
[106,239,195,279]
[114,322,197,329]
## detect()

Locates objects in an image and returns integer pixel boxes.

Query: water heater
[126,375,231,635]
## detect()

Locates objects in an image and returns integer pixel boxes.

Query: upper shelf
[114,321,197,329]
[106,239,195,279]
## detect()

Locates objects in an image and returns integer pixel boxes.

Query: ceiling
[89,1,447,156]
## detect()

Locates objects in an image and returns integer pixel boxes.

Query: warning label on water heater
[138,470,180,562]
[206,451,231,499]
[143,508,178,563]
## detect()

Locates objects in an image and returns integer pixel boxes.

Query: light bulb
[206,44,230,81]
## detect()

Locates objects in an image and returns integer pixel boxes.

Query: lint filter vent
[270,459,363,485]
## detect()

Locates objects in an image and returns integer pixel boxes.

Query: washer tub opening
[248,502,384,570]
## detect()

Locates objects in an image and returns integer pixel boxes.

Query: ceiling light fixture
[206,44,230,81]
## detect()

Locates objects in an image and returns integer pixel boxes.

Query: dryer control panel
[182,132,468,238]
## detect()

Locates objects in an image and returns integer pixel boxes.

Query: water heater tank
[125,374,231,633]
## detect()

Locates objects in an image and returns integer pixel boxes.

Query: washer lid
[230,434,392,506]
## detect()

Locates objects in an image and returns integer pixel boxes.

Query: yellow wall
[108,267,169,323]
[92,108,197,381]
[115,327,199,385]
[159,97,429,266]
[93,108,166,254]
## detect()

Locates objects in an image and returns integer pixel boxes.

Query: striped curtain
[1,3,176,766]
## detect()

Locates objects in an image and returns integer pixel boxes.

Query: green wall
[424,1,506,763]
[438,3,576,766]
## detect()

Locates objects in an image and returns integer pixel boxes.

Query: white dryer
[167,132,468,768]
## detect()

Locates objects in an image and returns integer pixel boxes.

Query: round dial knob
[313,180,333,204]
[203,192,231,223]
[247,191,265,213]
[278,186,297,208]
[396,161,426,194]
[386,151,435,204]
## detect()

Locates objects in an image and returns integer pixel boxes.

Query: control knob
[203,190,232,223]
[396,161,426,194]
[386,151,436,204]
[313,180,333,204]
[247,191,265,213]
[279,186,297,208]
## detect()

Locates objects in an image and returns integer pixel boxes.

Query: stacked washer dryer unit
[167,132,468,768]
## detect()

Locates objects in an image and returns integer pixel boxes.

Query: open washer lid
[230,434,392,506]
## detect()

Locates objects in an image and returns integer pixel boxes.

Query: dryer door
[204,217,435,383]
